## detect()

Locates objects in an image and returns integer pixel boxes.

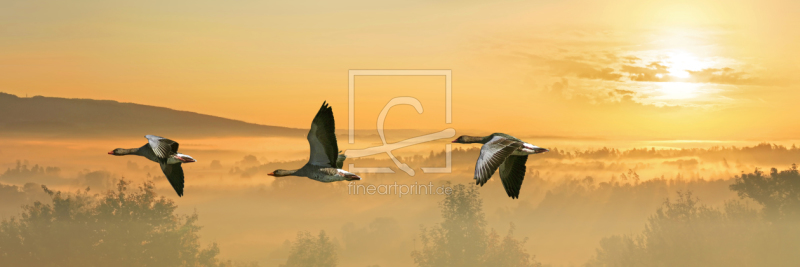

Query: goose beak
[267,172,275,176]
[107,151,114,155]
[347,174,361,181]
[451,139,458,143]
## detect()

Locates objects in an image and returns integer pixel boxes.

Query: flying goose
[452,133,548,199]
[268,102,361,182]
[108,135,196,196]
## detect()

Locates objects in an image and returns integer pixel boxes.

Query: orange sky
[2,0,799,141]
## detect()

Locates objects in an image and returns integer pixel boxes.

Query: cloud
[530,55,623,81]
[547,78,638,105]
[551,78,569,94]
[621,64,764,86]
[622,56,641,64]
[621,62,671,82]
[530,53,764,86]
[543,78,690,112]
[612,89,636,96]
[685,68,758,85]
[528,49,768,86]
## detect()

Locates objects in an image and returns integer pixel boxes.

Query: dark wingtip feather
[318,101,334,116]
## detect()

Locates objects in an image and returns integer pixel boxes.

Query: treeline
[0,179,258,267]
[412,184,541,267]
[2,162,798,266]
[1,160,60,179]
[230,143,800,178]
[267,184,540,267]
[0,159,118,193]
[585,166,800,266]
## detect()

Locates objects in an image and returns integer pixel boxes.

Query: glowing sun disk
[665,50,711,78]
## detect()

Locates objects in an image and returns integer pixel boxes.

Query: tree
[0,179,230,267]
[484,224,540,267]
[730,165,800,221]
[411,184,540,267]
[280,231,338,267]
[587,187,800,267]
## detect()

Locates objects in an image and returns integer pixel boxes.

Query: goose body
[452,133,548,199]
[268,102,361,182]
[108,135,196,196]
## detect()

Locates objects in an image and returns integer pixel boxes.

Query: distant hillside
[0,92,306,138]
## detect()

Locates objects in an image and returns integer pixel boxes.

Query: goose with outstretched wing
[453,133,548,199]
[268,102,361,182]
[108,135,196,196]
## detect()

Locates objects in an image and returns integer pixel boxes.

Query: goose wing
[306,102,339,168]
[499,155,528,199]
[474,136,523,186]
[159,162,185,197]
[137,143,160,163]
[145,135,179,159]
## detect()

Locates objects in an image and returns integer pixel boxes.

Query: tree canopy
[730,165,800,221]
[280,231,338,267]
[0,179,233,267]
[411,184,541,267]
[587,166,800,267]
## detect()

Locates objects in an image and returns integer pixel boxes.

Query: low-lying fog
[2,136,798,266]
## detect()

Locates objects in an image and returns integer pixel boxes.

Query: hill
[0,92,305,138]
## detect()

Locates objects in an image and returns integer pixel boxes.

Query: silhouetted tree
[730,165,800,221]
[0,179,230,267]
[587,170,800,267]
[484,224,540,267]
[280,231,338,267]
[412,184,540,267]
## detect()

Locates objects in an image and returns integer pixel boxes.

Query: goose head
[451,135,483,144]
[108,148,125,155]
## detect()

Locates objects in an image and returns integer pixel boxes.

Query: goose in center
[268,101,361,182]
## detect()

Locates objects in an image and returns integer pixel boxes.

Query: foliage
[411,184,541,267]
[730,165,800,221]
[1,160,61,178]
[586,166,800,267]
[280,231,338,267]
[0,179,233,267]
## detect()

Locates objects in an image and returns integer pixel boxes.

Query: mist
[2,136,798,266]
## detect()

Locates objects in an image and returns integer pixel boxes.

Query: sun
[658,82,699,100]
[665,50,711,78]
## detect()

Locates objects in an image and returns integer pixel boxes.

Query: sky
[2,0,799,142]
[3,2,800,265]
